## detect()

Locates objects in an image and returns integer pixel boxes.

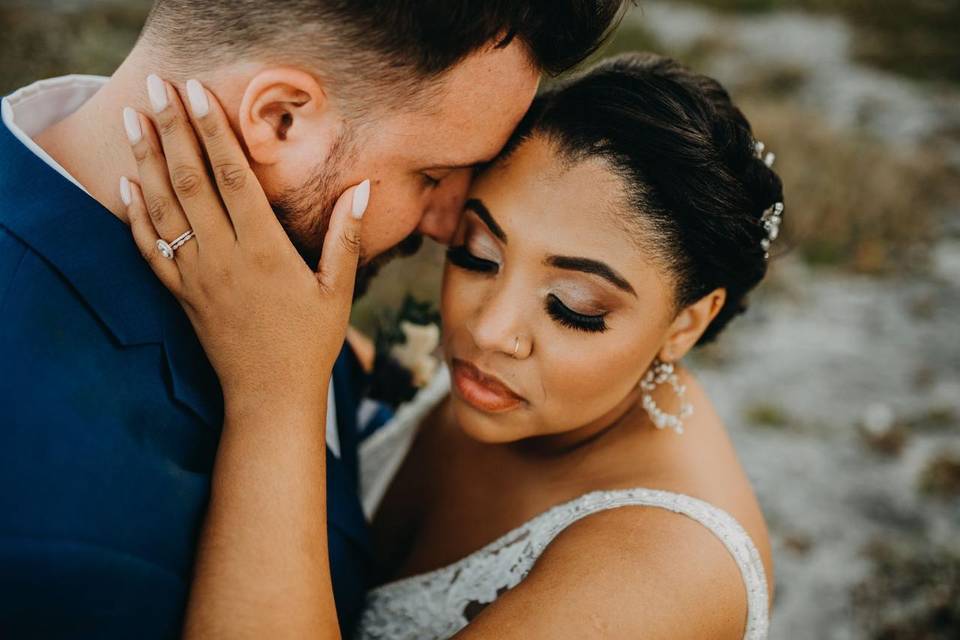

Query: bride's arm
[121,79,364,639]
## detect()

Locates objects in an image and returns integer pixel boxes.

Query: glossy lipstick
[451,358,525,413]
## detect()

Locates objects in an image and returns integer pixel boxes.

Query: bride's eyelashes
[546,294,608,333]
[447,245,499,274]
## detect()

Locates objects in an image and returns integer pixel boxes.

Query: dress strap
[536,488,770,639]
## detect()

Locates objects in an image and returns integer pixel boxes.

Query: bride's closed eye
[446,245,498,274]
[546,294,608,333]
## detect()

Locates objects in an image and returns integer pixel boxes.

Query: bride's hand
[120,78,369,405]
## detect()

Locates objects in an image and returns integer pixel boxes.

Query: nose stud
[513,336,520,356]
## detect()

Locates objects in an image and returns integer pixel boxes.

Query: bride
[123,53,781,639]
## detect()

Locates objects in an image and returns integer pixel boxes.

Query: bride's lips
[451,358,525,413]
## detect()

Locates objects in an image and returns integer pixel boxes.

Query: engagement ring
[157,229,196,259]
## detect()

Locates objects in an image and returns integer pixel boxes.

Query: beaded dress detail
[356,368,769,639]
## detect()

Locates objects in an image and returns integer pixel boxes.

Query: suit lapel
[327,345,372,550]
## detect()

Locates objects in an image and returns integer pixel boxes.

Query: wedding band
[157,229,195,259]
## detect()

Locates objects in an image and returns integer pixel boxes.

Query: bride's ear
[658,288,726,362]
[237,67,337,166]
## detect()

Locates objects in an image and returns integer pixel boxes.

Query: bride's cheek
[440,277,472,341]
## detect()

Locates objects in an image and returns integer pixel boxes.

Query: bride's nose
[466,280,531,359]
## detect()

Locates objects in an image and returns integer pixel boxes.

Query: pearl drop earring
[639,359,693,435]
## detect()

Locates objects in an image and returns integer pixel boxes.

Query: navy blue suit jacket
[0,121,371,638]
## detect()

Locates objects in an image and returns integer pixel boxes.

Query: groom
[0,1,622,638]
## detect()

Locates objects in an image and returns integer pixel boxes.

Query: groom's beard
[270,133,424,301]
[352,231,424,299]
[272,131,353,269]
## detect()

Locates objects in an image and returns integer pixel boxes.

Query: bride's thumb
[316,179,369,300]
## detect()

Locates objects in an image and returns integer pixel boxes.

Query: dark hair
[505,53,784,345]
[144,1,627,106]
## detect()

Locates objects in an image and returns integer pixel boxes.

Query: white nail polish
[352,179,371,219]
[123,107,142,144]
[146,74,168,113]
[186,79,209,117]
[120,176,132,206]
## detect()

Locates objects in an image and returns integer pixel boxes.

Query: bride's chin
[450,396,525,445]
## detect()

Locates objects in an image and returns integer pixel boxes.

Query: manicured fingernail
[352,179,370,219]
[186,79,209,117]
[146,74,168,113]
[123,107,142,144]
[119,176,132,206]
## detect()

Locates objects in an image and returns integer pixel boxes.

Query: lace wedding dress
[356,367,770,639]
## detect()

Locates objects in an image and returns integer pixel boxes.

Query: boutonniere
[375,295,442,390]
[390,321,440,388]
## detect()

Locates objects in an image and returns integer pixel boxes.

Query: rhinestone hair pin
[754,140,776,168]
[754,139,784,259]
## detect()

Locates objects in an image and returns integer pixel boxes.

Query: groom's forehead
[391,46,539,164]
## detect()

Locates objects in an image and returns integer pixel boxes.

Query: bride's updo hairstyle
[505,52,784,344]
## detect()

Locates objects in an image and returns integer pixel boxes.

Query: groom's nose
[417,168,472,245]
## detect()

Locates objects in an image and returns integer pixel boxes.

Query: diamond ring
[157,229,196,260]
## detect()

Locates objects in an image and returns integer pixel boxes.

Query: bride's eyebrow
[545,256,637,296]
[464,199,507,242]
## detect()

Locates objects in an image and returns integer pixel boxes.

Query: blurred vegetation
[918,452,960,499]
[675,0,960,85]
[739,98,952,274]
[0,2,152,95]
[745,402,791,429]
[853,536,960,638]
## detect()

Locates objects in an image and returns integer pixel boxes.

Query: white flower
[390,321,441,387]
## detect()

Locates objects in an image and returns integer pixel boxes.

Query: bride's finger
[181,79,281,245]
[124,107,195,254]
[316,179,369,306]
[144,75,235,247]
[122,176,184,296]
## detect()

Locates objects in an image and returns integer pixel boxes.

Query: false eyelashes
[546,294,608,333]
[446,245,498,274]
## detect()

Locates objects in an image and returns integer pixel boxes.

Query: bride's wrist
[222,378,330,425]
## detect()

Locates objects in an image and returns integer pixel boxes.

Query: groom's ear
[658,288,726,362]
[237,67,337,166]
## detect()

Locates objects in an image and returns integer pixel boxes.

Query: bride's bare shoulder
[597,366,774,603]
[457,499,752,639]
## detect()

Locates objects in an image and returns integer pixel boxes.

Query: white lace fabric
[356,369,770,639]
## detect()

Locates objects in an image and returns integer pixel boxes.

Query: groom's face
[244,40,540,271]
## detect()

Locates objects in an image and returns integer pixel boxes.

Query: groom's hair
[142,0,626,111]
